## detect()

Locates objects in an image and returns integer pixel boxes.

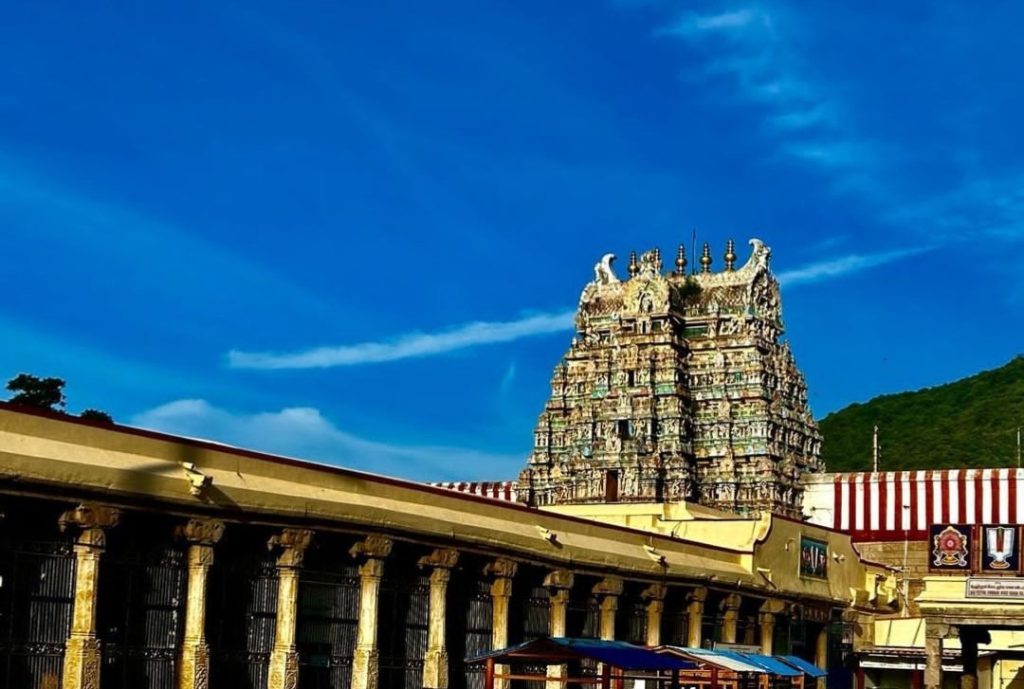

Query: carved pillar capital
[687,586,708,604]
[485,557,519,580]
[59,503,121,549]
[268,528,313,569]
[176,518,226,546]
[641,583,668,602]
[350,534,394,561]
[419,547,459,570]
[592,577,624,597]
[543,568,574,591]
[925,621,957,640]
[721,593,742,612]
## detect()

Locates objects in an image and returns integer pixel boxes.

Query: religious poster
[799,537,828,579]
[980,525,1021,573]
[929,524,973,571]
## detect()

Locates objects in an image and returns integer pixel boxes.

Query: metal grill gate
[619,597,647,646]
[98,542,187,689]
[660,591,688,647]
[447,575,492,689]
[509,584,550,689]
[0,537,75,689]
[378,570,429,689]
[207,553,279,689]
[567,592,599,677]
[296,565,359,689]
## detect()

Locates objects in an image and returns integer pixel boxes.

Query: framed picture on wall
[929,524,974,572]
[799,537,828,579]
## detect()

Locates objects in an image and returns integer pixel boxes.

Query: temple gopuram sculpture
[518,239,822,517]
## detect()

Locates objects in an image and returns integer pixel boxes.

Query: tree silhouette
[5,373,66,411]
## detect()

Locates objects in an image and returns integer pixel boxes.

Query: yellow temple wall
[544,499,896,606]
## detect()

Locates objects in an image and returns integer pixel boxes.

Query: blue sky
[1,2,1022,480]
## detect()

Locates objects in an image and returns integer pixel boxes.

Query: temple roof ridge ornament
[689,238,772,288]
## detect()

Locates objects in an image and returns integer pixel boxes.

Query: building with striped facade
[805,470,1024,541]
[803,471,1024,689]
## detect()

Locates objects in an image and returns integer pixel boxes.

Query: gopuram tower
[518,239,822,517]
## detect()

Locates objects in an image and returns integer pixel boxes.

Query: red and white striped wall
[817,470,1024,541]
[431,480,519,503]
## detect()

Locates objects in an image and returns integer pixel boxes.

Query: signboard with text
[967,578,1024,598]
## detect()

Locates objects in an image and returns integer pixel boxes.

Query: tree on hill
[4,373,114,422]
[5,373,66,411]
[80,409,114,423]
[819,355,1024,472]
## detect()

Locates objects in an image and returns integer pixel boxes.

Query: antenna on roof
[690,228,697,276]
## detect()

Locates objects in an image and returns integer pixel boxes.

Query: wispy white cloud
[664,8,770,36]
[655,5,883,188]
[130,399,523,481]
[887,173,1024,241]
[646,3,1024,251]
[229,310,575,369]
[499,361,518,396]
[776,246,932,286]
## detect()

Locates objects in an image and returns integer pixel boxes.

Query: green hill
[819,355,1024,472]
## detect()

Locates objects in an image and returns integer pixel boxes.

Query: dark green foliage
[674,277,702,301]
[80,409,114,423]
[5,373,66,411]
[820,356,1024,471]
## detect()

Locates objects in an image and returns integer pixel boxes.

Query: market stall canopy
[776,655,827,678]
[720,651,803,677]
[657,646,766,673]
[469,637,698,671]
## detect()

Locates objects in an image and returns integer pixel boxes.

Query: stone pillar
[686,587,707,648]
[59,504,121,689]
[544,569,574,689]
[420,548,460,689]
[267,528,313,689]
[484,558,518,689]
[593,577,623,641]
[923,622,950,689]
[177,518,226,689]
[759,600,786,656]
[351,535,395,689]
[641,584,667,647]
[815,626,829,689]
[720,594,741,644]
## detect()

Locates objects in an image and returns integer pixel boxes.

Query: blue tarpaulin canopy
[659,647,765,671]
[468,637,698,671]
[719,651,803,677]
[776,655,828,678]
[657,647,766,673]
